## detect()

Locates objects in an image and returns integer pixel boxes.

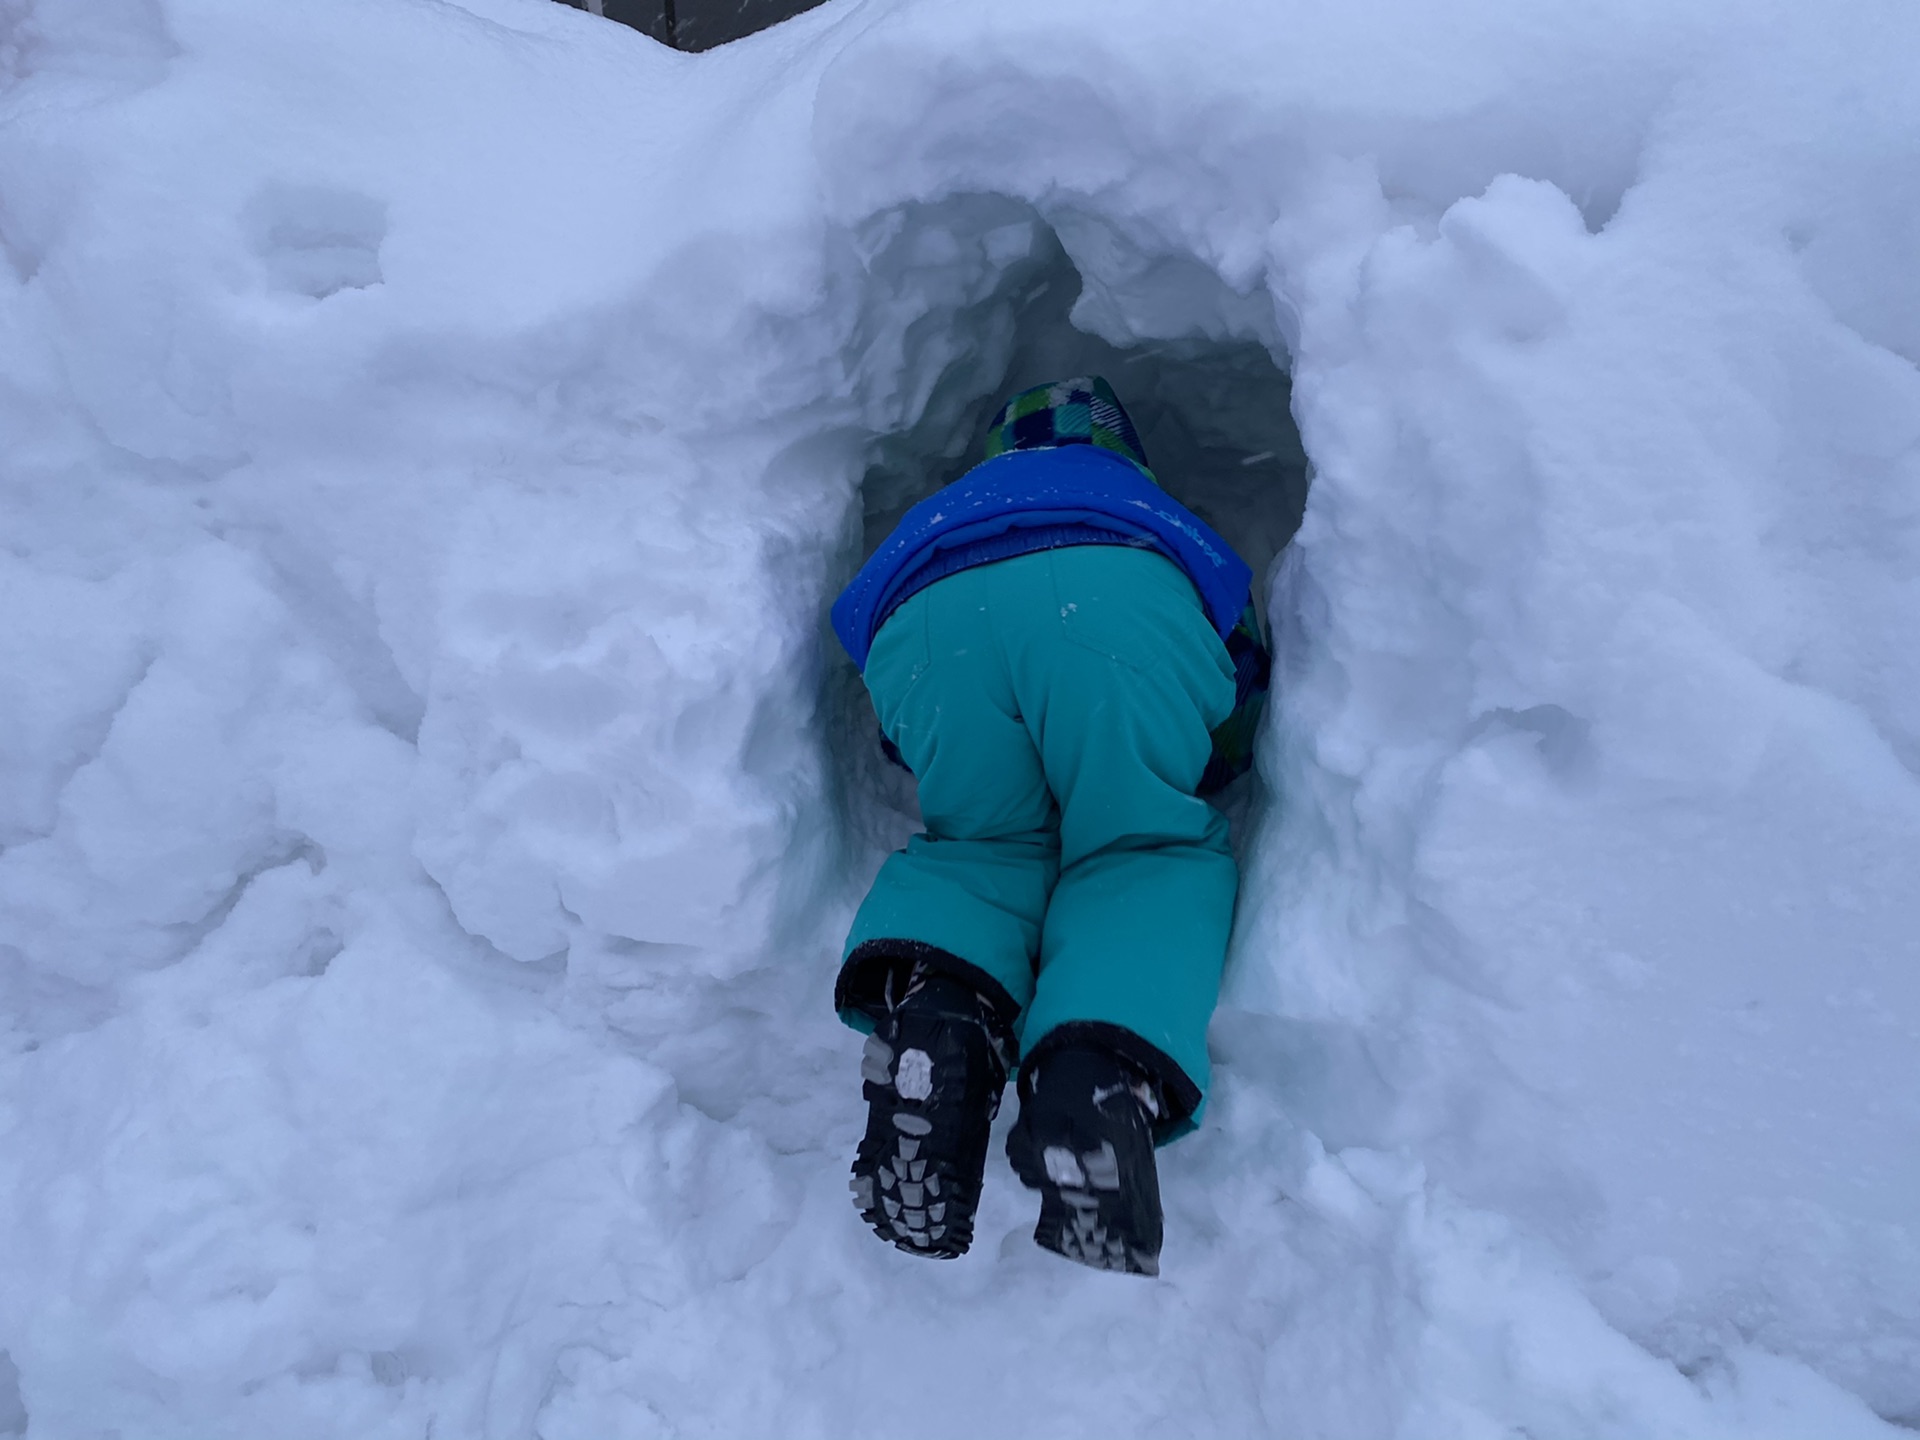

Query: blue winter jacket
[832,444,1253,671]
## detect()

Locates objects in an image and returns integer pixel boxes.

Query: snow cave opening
[829,196,1310,843]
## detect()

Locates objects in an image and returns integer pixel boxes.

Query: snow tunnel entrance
[830,197,1310,843]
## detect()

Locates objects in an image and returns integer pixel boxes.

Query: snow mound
[1,0,1916,1434]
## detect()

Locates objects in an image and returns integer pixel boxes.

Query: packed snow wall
[1,0,1917,1436]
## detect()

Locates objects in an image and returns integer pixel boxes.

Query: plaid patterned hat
[981,376,1152,476]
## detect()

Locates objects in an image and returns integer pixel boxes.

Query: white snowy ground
[2,0,1918,1434]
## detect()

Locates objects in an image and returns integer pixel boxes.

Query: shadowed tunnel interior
[829,197,1310,843]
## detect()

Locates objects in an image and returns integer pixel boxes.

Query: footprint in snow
[243,182,387,299]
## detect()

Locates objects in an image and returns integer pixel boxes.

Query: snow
[1,0,1917,1434]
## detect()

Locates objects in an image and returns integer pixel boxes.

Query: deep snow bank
[1,0,1917,1434]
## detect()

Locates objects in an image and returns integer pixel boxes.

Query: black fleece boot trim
[837,939,1022,1055]
[1018,1020,1203,1143]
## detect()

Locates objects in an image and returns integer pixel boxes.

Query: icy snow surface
[2,0,1918,1434]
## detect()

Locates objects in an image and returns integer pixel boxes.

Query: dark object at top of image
[554,0,829,52]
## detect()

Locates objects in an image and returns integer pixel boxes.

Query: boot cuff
[836,939,1021,1054]
[1018,1020,1204,1143]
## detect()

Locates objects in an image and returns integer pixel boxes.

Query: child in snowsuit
[831,378,1268,1275]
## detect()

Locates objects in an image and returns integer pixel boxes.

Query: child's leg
[837,563,1060,1028]
[1000,546,1239,1131]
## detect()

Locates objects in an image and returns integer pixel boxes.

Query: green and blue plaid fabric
[982,376,1153,475]
[1200,602,1271,795]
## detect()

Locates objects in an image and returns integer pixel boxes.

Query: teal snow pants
[841,545,1239,1132]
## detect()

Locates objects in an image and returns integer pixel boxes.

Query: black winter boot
[849,966,1011,1259]
[1007,1043,1166,1276]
